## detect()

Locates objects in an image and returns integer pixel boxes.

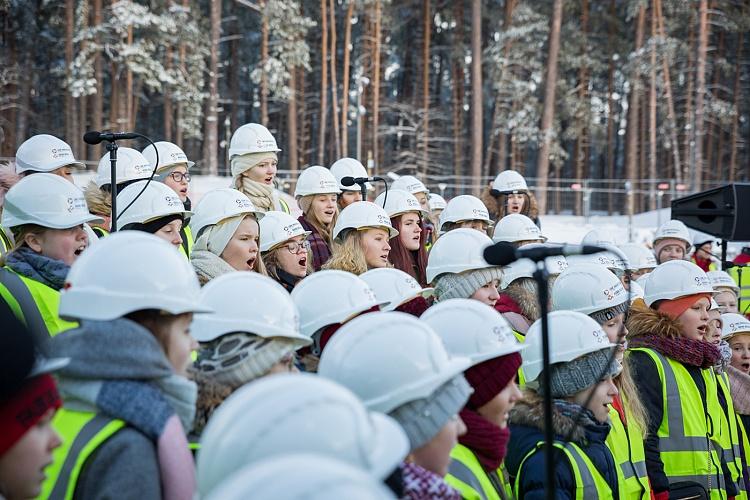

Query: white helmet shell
[332,201,398,240]
[491,170,528,194]
[95,147,153,188]
[59,231,210,321]
[618,243,657,271]
[318,312,471,413]
[708,270,740,294]
[196,373,409,495]
[552,263,628,315]
[721,313,750,340]
[189,188,264,239]
[141,141,195,170]
[228,123,281,158]
[492,213,546,244]
[421,298,525,365]
[653,219,692,252]
[628,280,645,303]
[581,228,617,247]
[428,193,447,211]
[330,157,370,191]
[522,310,616,383]
[291,270,385,337]
[115,180,191,227]
[426,228,495,284]
[360,268,433,311]
[643,260,715,306]
[374,189,427,218]
[294,166,341,198]
[15,134,84,174]
[438,195,492,232]
[190,272,310,345]
[2,173,103,230]
[259,210,311,252]
[391,175,428,195]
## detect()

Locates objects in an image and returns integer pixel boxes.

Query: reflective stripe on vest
[91,226,109,238]
[445,443,510,500]
[278,197,291,214]
[606,404,651,499]
[629,347,727,499]
[179,225,194,259]
[514,441,613,500]
[717,371,747,498]
[728,266,750,314]
[0,267,53,346]
[513,330,526,388]
[40,409,125,500]
[736,414,750,497]
[0,225,12,254]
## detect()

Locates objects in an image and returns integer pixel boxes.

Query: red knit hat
[464,352,522,410]
[656,293,711,320]
[0,374,62,455]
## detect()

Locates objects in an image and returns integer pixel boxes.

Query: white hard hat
[1,173,103,230]
[15,134,85,174]
[500,258,535,289]
[491,170,528,194]
[319,312,471,413]
[291,270,385,338]
[567,251,624,272]
[332,201,398,240]
[421,298,525,365]
[59,231,210,321]
[391,175,428,195]
[374,189,428,218]
[628,280,645,302]
[294,166,341,198]
[330,157,371,191]
[438,195,492,232]
[653,219,692,251]
[708,270,740,294]
[522,310,616,383]
[204,455,397,500]
[259,210,311,252]
[552,263,628,315]
[228,123,281,158]
[115,180,192,227]
[618,243,657,271]
[581,228,616,247]
[141,141,195,170]
[190,272,310,345]
[95,147,153,188]
[492,213,546,244]
[425,228,495,284]
[643,260,715,306]
[360,268,433,311]
[709,298,721,312]
[693,233,715,246]
[189,188,264,239]
[428,193,447,211]
[196,373,409,495]
[721,313,750,340]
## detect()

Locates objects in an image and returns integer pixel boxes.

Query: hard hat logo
[492,325,512,343]
[235,198,253,208]
[51,147,73,159]
[472,208,489,218]
[164,195,182,207]
[602,284,624,302]
[66,196,87,213]
[592,328,608,343]
[693,275,711,288]
[377,214,390,225]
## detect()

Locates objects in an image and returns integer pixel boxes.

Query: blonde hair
[0,224,47,266]
[298,195,337,246]
[616,356,649,432]
[322,230,369,275]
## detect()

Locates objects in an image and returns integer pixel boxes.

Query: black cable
[114,134,160,223]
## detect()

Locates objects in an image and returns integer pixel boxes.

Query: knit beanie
[389,375,472,449]
[230,151,278,178]
[0,374,62,455]
[122,213,184,235]
[589,300,629,325]
[656,293,711,320]
[654,237,687,262]
[464,352,522,410]
[434,267,503,302]
[194,333,302,388]
[541,349,621,398]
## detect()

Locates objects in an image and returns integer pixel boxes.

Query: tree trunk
[260,0,269,125]
[317,0,329,164]
[78,0,89,160]
[574,0,589,215]
[625,5,645,217]
[175,0,188,147]
[535,0,563,214]
[421,0,431,177]
[692,0,709,191]
[65,0,78,149]
[202,0,221,175]
[728,32,743,182]
[288,65,299,172]
[654,0,681,183]
[682,11,695,184]
[705,30,724,180]
[648,2,657,210]
[371,0,382,172]
[341,0,354,158]
[488,0,516,176]
[606,0,616,214]
[230,24,240,133]
[126,24,134,131]
[164,46,173,141]
[329,0,341,160]
[470,0,482,195]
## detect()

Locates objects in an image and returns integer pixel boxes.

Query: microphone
[483,241,608,266]
[83,130,140,145]
[341,176,384,187]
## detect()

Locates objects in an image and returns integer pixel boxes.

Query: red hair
[389,214,428,287]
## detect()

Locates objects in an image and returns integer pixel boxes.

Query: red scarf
[629,334,721,368]
[458,409,510,471]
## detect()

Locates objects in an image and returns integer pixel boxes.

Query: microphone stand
[358,181,367,202]
[107,141,119,232]
[532,262,556,500]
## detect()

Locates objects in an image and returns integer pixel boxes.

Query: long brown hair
[388,214,428,287]
[298,195,338,246]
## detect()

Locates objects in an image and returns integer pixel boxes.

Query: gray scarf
[190,249,235,285]
[5,246,69,290]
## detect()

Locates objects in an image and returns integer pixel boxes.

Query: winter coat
[495,293,534,335]
[190,370,234,438]
[298,216,332,271]
[505,392,619,500]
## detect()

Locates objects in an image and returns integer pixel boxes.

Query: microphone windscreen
[83,131,103,145]
[483,241,517,266]
[340,176,356,187]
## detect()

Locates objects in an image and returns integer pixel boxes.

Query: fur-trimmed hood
[508,391,588,445]
[189,369,234,436]
[84,180,111,216]
[625,300,684,340]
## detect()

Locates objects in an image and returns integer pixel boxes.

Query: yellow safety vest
[728,266,750,315]
[737,415,750,494]
[514,441,614,500]
[278,197,291,214]
[629,347,727,500]
[179,225,194,259]
[0,267,77,338]
[606,404,651,499]
[445,443,513,500]
[717,371,748,500]
[512,330,526,388]
[0,225,12,254]
[91,226,109,239]
[40,409,125,500]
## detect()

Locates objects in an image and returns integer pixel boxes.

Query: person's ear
[23,232,44,253]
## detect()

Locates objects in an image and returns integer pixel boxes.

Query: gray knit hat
[541,348,621,398]
[389,375,472,449]
[434,267,503,302]
[589,300,629,325]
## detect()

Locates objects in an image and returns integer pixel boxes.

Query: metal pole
[107,142,119,232]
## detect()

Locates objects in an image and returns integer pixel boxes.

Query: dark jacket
[505,392,619,500]
[298,216,331,271]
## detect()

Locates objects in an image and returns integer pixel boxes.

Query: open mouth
[264,176,274,184]
[741,362,750,372]
[697,325,708,336]
[380,254,389,262]
[246,256,256,269]
[73,245,86,256]
[298,256,307,268]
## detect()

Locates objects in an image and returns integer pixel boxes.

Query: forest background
[1,0,748,214]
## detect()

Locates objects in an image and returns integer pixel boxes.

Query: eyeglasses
[284,240,311,254]
[168,171,191,183]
